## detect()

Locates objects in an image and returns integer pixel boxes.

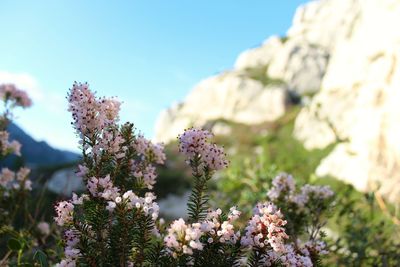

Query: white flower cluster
[0,167,32,192]
[164,218,203,257]
[0,131,21,156]
[253,241,326,267]
[164,207,242,258]
[241,202,288,252]
[37,221,50,236]
[178,128,228,171]
[200,207,241,244]
[106,190,159,220]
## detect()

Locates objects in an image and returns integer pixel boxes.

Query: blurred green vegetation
[210,107,334,218]
[205,106,400,266]
[242,65,285,87]
[154,143,192,199]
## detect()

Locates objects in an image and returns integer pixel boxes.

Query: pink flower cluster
[267,173,295,201]
[54,201,74,226]
[132,135,166,189]
[76,165,89,177]
[241,202,288,252]
[0,131,21,156]
[244,241,325,267]
[266,240,327,267]
[300,185,334,201]
[178,128,228,171]
[200,207,241,244]
[132,163,157,190]
[69,84,156,172]
[67,82,120,137]
[0,84,32,108]
[280,244,313,267]
[302,240,328,256]
[56,229,81,267]
[87,175,120,201]
[133,136,166,164]
[0,167,31,191]
[267,173,334,209]
[93,129,127,159]
[290,185,334,209]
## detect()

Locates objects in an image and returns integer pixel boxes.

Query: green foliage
[211,106,400,266]
[155,142,192,199]
[242,65,286,87]
[280,36,289,44]
[213,107,334,219]
[187,156,212,222]
[7,238,22,251]
[33,250,49,267]
[0,86,58,266]
[319,178,400,266]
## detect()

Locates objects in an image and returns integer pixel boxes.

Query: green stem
[17,248,23,266]
[187,155,212,223]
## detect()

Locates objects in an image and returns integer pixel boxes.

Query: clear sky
[0,0,309,152]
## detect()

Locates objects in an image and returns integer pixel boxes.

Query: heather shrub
[213,118,400,266]
[0,84,54,266]
[54,82,333,266]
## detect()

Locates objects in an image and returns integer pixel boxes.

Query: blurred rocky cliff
[155,0,400,202]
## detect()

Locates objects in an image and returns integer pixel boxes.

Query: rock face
[155,0,400,200]
[155,72,287,143]
[294,0,400,201]
[235,37,329,95]
[47,168,84,196]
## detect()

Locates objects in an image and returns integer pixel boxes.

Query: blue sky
[0,0,309,152]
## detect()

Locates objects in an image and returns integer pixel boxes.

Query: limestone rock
[155,0,400,200]
[235,37,329,95]
[267,39,329,94]
[294,0,400,201]
[287,0,362,51]
[155,72,288,143]
[234,36,283,70]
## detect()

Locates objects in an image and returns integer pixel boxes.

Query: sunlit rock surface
[294,0,400,201]
[155,72,287,143]
[156,0,400,201]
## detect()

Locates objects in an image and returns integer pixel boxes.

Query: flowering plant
[55,82,334,266]
[0,84,53,266]
[0,84,32,225]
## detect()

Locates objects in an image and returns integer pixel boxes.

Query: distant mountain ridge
[4,123,79,168]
